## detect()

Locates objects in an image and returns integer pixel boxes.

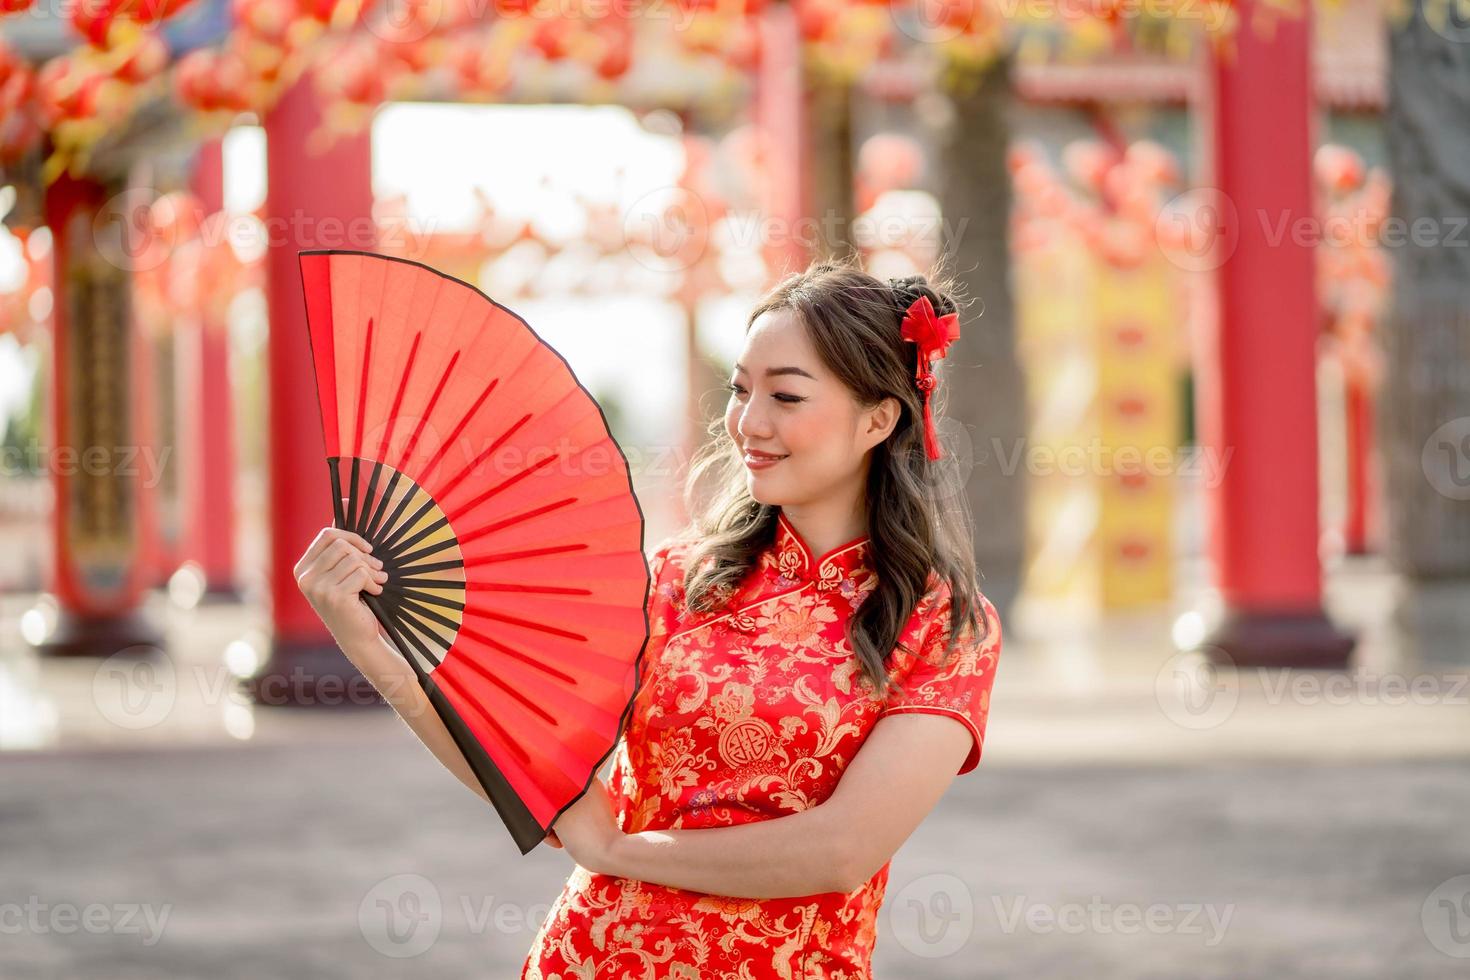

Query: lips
[744,448,788,461]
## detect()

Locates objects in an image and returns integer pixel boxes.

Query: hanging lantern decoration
[448,24,517,100]
[173,48,253,115]
[0,44,41,164]
[70,0,199,49]
[313,34,384,137]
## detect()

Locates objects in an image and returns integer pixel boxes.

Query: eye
[726,382,804,405]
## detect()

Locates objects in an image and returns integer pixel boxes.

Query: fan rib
[398,593,467,635]
[456,623,577,684]
[396,577,468,590]
[467,582,592,597]
[465,605,587,642]
[391,534,459,570]
[432,668,532,766]
[445,452,558,524]
[456,497,578,549]
[382,584,465,614]
[434,413,532,502]
[442,644,559,727]
[397,349,461,473]
[419,379,500,479]
[375,330,422,462]
[462,543,587,567]
[352,316,375,456]
[363,469,404,541]
[387,513,452,559]
[358,460,386,539]
[373,478,422,552]
[389,608,446,672]
[394,558,462,575]
[346,458,362,532]
[378,498,441,556]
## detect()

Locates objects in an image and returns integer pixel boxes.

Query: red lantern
[114,29,170,84]
[232,0,295,46]
[36,56,105,126]
[71,0,197,47]
[174,48,252,113]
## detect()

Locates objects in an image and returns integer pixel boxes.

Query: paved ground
[2,732,1467,979]
[3,548,1469,978]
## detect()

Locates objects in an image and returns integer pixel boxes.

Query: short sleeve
[878,587,1001,775]
[643,536,690,647]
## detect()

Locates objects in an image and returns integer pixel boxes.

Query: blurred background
[2,0,1469,977]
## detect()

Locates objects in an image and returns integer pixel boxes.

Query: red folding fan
[298,249,650,855]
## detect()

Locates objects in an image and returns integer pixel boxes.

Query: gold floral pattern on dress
[521,511,1002,979]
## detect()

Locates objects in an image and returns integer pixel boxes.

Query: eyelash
[726,382,804,404]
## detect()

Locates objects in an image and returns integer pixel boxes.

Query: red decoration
[898,294,960,461]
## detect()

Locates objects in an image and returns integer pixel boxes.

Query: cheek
[724,400,739,440]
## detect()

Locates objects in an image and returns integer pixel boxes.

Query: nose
[736,398,772,442]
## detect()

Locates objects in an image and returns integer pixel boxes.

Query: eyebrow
[733,362,817,381]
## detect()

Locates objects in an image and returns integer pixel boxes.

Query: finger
[333,564,384,599]
[298,525,375,574]
[544,831,563,849]
[312,538,382,583]
[333,559,387,594]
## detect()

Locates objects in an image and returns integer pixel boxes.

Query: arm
[340,629,492,807]
[295,525,491,807]
[580,713,973,898]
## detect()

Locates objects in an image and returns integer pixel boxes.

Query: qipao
[521,509,1001,980]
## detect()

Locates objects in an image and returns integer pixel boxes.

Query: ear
[862,395,901,449]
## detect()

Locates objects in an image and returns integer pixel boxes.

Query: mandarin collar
[764,510,873,590]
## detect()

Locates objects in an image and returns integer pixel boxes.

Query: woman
[296,258,1001,978]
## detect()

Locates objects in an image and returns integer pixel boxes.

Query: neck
[779,498,868,558]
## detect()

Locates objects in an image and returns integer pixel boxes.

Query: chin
[745,477,788,507]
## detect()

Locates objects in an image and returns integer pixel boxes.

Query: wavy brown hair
[673,256,992,698]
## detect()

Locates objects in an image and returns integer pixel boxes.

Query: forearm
[599,803,855,899]
[340,632,491,806]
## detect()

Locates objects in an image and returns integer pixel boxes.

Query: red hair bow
[899,294,960,461]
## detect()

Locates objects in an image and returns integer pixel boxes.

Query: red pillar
[178,139,240,600]
[247,74,378,705]
[1343,372,1375,554]
[755,2,810,281]
[32,171,162,657]
[1197,1,1353,667]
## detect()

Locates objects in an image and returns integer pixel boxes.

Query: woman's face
[723,308,898,508]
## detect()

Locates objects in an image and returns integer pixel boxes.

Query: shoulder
[911,574,1001,663]
[647,533,697,580]
[645,533,698,620]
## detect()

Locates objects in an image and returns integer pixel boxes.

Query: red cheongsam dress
[521,509,1001,980]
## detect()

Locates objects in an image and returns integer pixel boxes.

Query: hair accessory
[898,293,960,461]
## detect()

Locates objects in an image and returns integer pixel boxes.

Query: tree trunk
[1382,1,1470,660]
[805,79,856,259]
[933,53,1027,618]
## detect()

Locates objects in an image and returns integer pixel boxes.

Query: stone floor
[2,550,1468,978]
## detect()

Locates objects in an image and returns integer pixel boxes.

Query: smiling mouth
[744,450,789,462]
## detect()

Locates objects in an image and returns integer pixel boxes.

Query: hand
[295,514,390,653]
[548,777,621,871]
